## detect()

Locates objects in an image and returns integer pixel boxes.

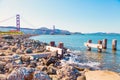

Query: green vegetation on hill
[0,31,24,35]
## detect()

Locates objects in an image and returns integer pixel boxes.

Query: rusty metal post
[112,39,117,51]
[87,40,92,51]
[102,39,107,49]
[98,40,102,52]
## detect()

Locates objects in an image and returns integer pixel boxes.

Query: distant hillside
[0,26,71,35]
[85,32,120,36]
[72,32,83,35]
[1,26,119,35]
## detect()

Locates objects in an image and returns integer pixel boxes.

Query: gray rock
[0,61,6,73]
[0,61,6,66]
[29,61,37,68]
[53,61,61,67]
[57,65,80,80]
[0,53,5,56]
[2,35,13,39]
[11,47,17,52]
[30,56,34,60]
[12,54,20,59]
[0,45,2,48]
[25,48,33,53]
[47,66,56,75]
[2,46,9,50]
[33,71,51,80]
[20,56,30,63]
[46,56,57,66]
[7,67,35,80]
[16,49,24,54]
[15,60,23,64]
[7,67,51,80]
[38,66,47,71]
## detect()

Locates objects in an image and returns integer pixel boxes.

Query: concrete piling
[98,40,102,52]
[85,39,118,52]
[58,42,64,48]
[102,39,107,49]
[112,39,117,51]
[87,40,92,51]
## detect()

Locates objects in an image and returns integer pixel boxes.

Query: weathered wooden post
[50,41,55,47]
[98,40,102,52]
[87,40,92,51]
[112,39,117,51]
[102,39,107,49]
[58,42,64,48]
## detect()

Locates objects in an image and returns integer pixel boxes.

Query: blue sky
[0,0,120,33]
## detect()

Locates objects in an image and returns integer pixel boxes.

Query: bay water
[30,34,120,72]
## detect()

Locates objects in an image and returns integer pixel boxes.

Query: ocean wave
[61,52,101,70]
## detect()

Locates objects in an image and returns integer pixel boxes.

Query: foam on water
[61,52,101,70]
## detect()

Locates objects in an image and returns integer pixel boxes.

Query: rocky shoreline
[0,34,120,80]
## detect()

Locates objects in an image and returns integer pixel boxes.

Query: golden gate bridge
[0,14,56,34]
[0,14,38,31]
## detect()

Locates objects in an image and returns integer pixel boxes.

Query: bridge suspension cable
[21,16,38,28]
[0,16,15,23]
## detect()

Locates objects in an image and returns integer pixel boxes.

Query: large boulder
[57,65,80,80]
[85,70,120,80]
[7,67,51,80]
[7,67,35,80]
